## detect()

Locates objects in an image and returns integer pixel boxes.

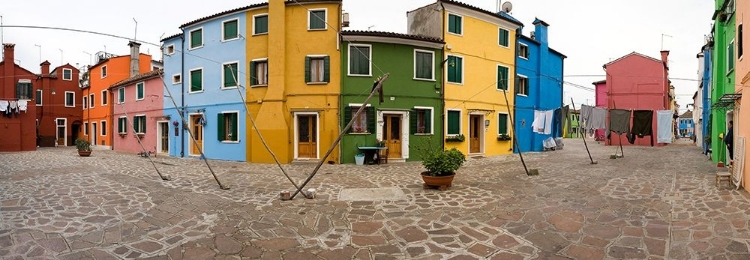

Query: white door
[92,122,98,146]
[56,118,67,146]
[157,121,169,154]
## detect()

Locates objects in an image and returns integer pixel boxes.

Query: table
[357,146,388,165]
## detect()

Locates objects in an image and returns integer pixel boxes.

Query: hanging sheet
[656,110,673,143]
[586,107,607,130]
[609,109,631,134]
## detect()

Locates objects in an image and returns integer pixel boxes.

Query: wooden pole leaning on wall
[290,74,390,200]
[570,98,597,164]
[500,88,534,175]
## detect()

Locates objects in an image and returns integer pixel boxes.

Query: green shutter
[250,62,257,85]
[133,116,140,133]
[499,29,509,46]
[343,106,352,133]
[304,57,311,83]
[349,46,358,74]
[224,63,237,87]
[416,52,432,79]
[124,118,128,133]
[224,20,238,40]
[231,113,238,141]
[217,113,225,141]
[367,107,375,134]
[15,83,21,99]
[425,111,432,134]
[190,29,202,48]
[191,70,202,92]
[360,47,369,75]
[497,66,508,90]
[255,15,268,34]
[310,10,326,29]
[447,111,460,135]
[137,83,143,99]
[117,118,122,133]
[410,109,418,134]
[447,56,456,83]
[499,114,508,135]
[142,117,146,133]
[323,56,330,82]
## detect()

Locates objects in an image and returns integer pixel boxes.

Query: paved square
[1,139,749,259]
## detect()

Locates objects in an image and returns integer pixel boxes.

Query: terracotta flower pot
[421,171,455,187]
[78,150,91,157]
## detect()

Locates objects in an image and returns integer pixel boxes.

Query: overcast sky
[2,0,713,111]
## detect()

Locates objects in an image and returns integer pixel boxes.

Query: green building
[564,110,581,138]
[339,31,444,163]
[710,0,736,163]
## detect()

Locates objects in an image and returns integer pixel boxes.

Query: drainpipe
[180,31,186,158]
[512,29,520,152]
[440,2,446,151]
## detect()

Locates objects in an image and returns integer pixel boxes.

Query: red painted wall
[0,44,37,151]
[594,81,607,139]
[36,62,83,147]
[604,52,669,146]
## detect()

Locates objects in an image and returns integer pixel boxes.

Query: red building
[0,44,38,151]
[36,61,83,147]
[600,51,671,146]
[593,79,607,140]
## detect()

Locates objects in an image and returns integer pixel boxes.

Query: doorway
[190,114,204,155]
[469,114,483,154]
[157,121,169,154]
[295,113,318,159]
[383,114,402,158]
[727,110,735,162]
[56,118,67,147]
[92,122,98,146]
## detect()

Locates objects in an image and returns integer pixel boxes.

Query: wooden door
[470,115,481,153]
[383,114,402,158]
[57,126,66,146]
[158,122,169,154]
[190,115,203,155]
[92,123,97,146]
[297,114,317,158]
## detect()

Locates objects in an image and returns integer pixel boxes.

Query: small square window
[348,45,371,76]
[306,56,329,83]
[498,113,509,135]
[136,82,145,100]
[218,112,239,142]
[413,108,433,134]
[223,19,239,41]
[448,14,462,35]
[62,68,73,81]
[172,74,182,84]
[189,28,203,49]
[118,117,128,134]
[446,56,463,84]
[517,76,529,96]
[251,60,268,86]
[519,44,529,59]
[64,91,75,107]
[499,28,510,47]
[414,50,434,80]
[133,115,147,134]
[447,110,461,135]
[166,44,175,55]
[254,14,268,35]
[223,62,239,88]
[101,66,107,78]
[309,9,326,30]
[190,69,203,92]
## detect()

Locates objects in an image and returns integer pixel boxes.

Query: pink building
[602,51,671,146]
[593,80,607,140]
[110,69,166,155]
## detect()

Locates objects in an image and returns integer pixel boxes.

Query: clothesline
[579,104,674,145]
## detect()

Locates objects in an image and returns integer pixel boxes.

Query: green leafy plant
[75,138,92,152]
[497,134,511,141]
[421,147,466,177]
[445,134,465,142]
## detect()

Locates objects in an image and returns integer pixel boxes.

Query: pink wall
[112,75,164,154]
[604,53,669,146]
[594,81,607,139]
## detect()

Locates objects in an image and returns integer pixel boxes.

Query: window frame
[62,68,73,81]
[83,96,88,109]
[222,18,240,42]
[118,116,128,134]
[189,68,204,93]
[498,28,510,48]
[89,94,95,108]
[100,120,107,137]
[308,9,328,31]
[739,23,744,60]
[253,14,269,35]
[64,91,75,108]
[118,87,125,103]
[101,65,107,78]
[188,27,204,50]
[172,73,181,84]
[348,103,372,134]
[728,38,735,73]
[446,109,462,136]
[519,43,529,59]
[222,61,240,89]
[348,44,372,77]
[306,55,329,84]
[496,64,510,91]
[35,89,42,106]
[219,111,240,143]
[517,75,529,96]
[497,112,509,136]
[251,58,269,87]
[413,49,435,81]
[84,121,89,135]
[413,106,434,135]
[165,44,175,55]
[101,90,108,106]
[447,13,463,36]
[136,82,145,101]
[134,115,147,134]
[15,80,32,100]
[446,55,464,85]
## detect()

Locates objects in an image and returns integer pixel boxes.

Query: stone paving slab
[1,138,750,259]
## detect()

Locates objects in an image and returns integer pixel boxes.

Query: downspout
[440,2,446,151]
[180,31,186,158]
[512,29,519,152]
[338,3,343,164]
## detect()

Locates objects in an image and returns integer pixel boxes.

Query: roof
[161,33,182,42]
[109,69,163,89]
[517,35,567,58]
[497,12,523,26]
[532,18,550,27]
[679,110,693,118]
[592,80,606,85]
[341,30,444,44]
[180,0,342,29]
[603,52,663,67]
[438,0,523,27]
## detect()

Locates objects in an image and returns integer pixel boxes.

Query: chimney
[40,60,51,75]
[532,18,549,44]
[128,41,141,77]
[3,43,14,64]
[660,50,670,66]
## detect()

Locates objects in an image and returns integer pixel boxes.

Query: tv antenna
[502,1,513,13]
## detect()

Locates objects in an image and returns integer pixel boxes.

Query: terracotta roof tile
[109,69,163,89]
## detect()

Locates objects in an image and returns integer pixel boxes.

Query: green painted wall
[340,40,444,163]
[564,112,581,138]
[711,0,736,163]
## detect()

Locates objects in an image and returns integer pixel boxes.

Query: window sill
[308,28,327,31]
[221,140,240,144]
[253,32,268,36]
[172,82,181,85]
[499,45,510,49]
[63,78,73,81]
[64,105,75,108]
[188,46,204,51]
[519,57,529,60]
[188,91,204,94]
[447,82,463,86]
[517,94,528,97]
[447,32,463,37]
[222,86,239,90]
[413,78,436,82]
[306,82,328,85]
[135,99,144,101]
[414,133,433,136]
[348,132,371,135]
[221,37,240,43]
[251,84,268,88]
[348,74,372,77]
[496,89,509,92]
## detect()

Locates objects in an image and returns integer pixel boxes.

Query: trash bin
[355,153,365,165]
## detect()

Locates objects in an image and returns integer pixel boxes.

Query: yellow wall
[443,10,518,156]
[245,1,341,163]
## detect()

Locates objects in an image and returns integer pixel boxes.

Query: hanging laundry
[656,110,673,144]
[609,109,631,134]
[631,110,654,137]
[543,110,553,135]
[17,100,28,112]
[9,101,18,116]
[532,110,547,133]
[580,104,593,124]
[552,108,563,137]
[586,107,607,130]
[0,100,8,113]
[561,105,570,132]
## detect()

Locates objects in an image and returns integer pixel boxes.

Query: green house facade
[564,110,581,138]
[710,0,736,163]
[340,31,444,163]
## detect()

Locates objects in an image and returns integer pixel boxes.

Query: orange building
[81,42,152,148]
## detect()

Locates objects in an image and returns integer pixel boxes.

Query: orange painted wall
[81,54,152,147]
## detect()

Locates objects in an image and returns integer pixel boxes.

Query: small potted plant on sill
[445,134,465,142]
[418,138,466,190]
[497,134,512,141]
[75,138,92,157]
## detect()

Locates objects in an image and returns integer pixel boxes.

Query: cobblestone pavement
[1,138,749,259]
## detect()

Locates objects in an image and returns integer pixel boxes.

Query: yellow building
[245,0,342,163]
[408,0,523,156]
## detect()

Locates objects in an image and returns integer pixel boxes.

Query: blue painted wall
[162,12,247,161]
[701,46,712,153]
[514,19,565,153]
[678,118,694,136]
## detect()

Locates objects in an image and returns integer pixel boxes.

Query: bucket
[355,154,365,165]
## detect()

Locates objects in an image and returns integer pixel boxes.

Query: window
[253,14,268,35]
[189,28,203,49]
[223,62,239,88]
[190,68,203,92]
[345,105,374,133]
[16,81,32,100]
[499,28,510,47]
[166,44,175,55]
[308,9,326,30]
[35,89,42,106]
[217,112,239,142]
[728,39,735,72]
[519,44,529,59]
[739,24,744,59]
[448,14,462,35]
[101,66,107,78]
[84,122,89,135]
[101,90,108,106]
[118,88,125,103]
[447,55,463,84]
[136,82,145,100]
[498,113,509,135]
[517,76,529,96]
[64,91,75,107]
[83,96,88,109]
[251,60,268,86]
[89,94,95,108]
[133,115,146,134]
[306,56,329,83]
[414,50,434,80]
[349,45,371,76]
[172,74,182,84]
[101,121,107,136]
[412,107,433,134]
[62,68,73,81]
[497,65,509,91]
[447,110,461,136]
[223,19,239,41]
[118,117,128,134]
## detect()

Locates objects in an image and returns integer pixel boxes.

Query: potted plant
[497,134,512,141]
[445,134,466,142]
[376,139,386,147]
[75,138,92,157]
[420,147,466,190]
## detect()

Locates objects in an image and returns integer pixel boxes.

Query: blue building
[161,8,248,161]
[513,18,566,152]
[678,111,694,138]
[701,44,712,154]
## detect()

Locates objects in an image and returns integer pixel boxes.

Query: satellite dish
[502,1,513,13]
